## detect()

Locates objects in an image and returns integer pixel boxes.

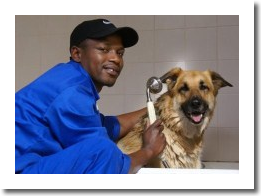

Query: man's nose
[108,50,121,64]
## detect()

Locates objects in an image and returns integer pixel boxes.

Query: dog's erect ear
[209,71,233,95]
[160,67,182,93]
[160,67,182,84]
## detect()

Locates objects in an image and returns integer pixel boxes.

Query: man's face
[78,34,125,92]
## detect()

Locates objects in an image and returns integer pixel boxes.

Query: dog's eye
[179,85,189,93]
[200,85,209,91]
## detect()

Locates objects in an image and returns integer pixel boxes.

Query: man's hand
[142,119,166,158]
[128,119,166,173]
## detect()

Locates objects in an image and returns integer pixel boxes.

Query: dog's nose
[191,98,202,108]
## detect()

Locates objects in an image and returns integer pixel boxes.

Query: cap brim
[89,27,139,48]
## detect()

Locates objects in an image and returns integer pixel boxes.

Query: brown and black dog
[117,67,232,168]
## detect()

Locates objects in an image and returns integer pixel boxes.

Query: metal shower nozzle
[146,77,163,94]
[146,77,163,102]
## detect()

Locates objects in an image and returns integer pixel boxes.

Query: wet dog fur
[117,67,232,168]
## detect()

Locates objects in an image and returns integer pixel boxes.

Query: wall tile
[155,15,185,29]
[15,35,41,91]
[203,162,239,169]
[155,29,185,62]
[40,35,69,73]
[218,26,239,59]
[218,15,239,26]
[125,94,147,112]
[155,61,186,78]
[218,128,239,161]
[68,15,126,27]
[186,27,217,61]
[15,15,42,36]
[125,15,154,30]
[98,95,125,116]
[186,15,217,28]
[217,94,239,128]
[124,30,154,63]
[39,15,71,35]
[124,63,154,94]
[201,127,219,161]
[185,60,217,71]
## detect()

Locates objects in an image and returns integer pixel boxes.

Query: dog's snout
[191,98,202,109]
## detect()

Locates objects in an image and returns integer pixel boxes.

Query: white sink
[137,162,239,174]
[138,168,238,174]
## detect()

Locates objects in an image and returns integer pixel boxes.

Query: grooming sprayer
[146,76,163,124]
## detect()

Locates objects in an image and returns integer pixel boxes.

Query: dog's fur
[117,67,232,168]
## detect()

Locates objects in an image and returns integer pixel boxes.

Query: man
[15,19,166,174]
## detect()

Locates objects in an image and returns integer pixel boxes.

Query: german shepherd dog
[117,67,232,168]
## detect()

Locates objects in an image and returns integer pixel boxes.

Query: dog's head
[160,67,232,132]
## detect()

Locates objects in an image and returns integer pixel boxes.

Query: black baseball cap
[70,19,139,49]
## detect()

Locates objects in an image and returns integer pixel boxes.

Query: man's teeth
[105,68,115,72]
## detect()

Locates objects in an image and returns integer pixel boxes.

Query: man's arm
[127,119,166,173]
[117,107,147,139]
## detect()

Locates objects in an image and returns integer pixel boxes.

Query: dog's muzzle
[181,96,209,124]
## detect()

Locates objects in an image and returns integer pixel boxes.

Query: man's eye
[118,50,125,56]
[97,48,109,53]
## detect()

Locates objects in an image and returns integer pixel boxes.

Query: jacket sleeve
[99,114,120,142]
[43,85,110,148]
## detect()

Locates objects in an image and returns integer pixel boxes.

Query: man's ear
[209,70,233,95]
[70,46,82,62]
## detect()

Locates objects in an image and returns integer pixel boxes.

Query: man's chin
[102,79,117,88]
[105,82,116,87]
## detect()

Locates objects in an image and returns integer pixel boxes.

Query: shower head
[146,76,163,123]
[146,76,163,94]
[146,76,163,102]
[146,73,170,124]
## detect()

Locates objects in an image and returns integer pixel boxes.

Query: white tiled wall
[15,15,239,162]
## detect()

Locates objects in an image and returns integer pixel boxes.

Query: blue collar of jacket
[69,60,100,101]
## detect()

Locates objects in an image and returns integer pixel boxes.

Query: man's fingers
[151,119,162,127]
[146,119,150,129]
[144,119,163,134]
[158,124,164,132]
